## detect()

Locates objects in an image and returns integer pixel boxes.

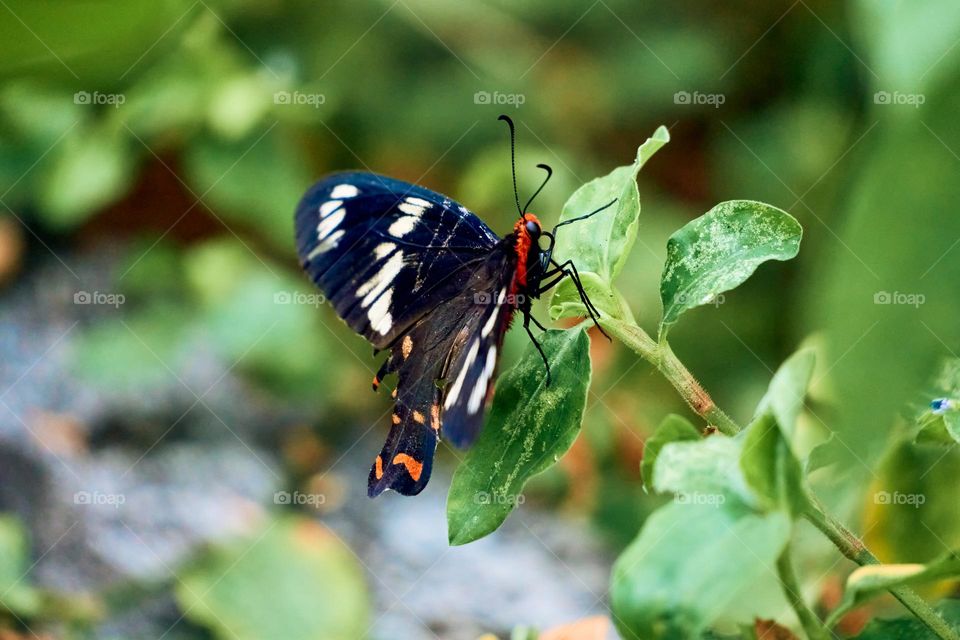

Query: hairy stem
[601,317,960,640]
[803,495,958,640]
[776,546,831,640]
[600,319,738,436]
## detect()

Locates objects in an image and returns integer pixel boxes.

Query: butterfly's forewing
[295,172,500,350]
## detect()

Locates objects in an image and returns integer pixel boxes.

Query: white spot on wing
[316,207,345,239]
[330,184,359,199]
[398,202,425,216]
[406,196,432,208]
[374,242,396,260]
[307,230,343,259]
[358,251,404,308]
[368,289,393,335]
[481,309,498,338]
[388,216,418,238]
[481,288,507,338]
[467,346,498,414]
[319,200,342,217]
[445,339,479,410]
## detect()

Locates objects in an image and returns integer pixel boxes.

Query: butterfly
[294,115,611,497]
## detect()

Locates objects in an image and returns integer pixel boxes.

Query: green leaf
[183,238,335,398]
[805,433,841,474]
[38,125,135,228]
[652,435,755,508]
[0,515,41,616]
[610,502,790,640]
[740,414,807,516]
[916,358,960,445]
[183,129,313,251]
[641,414,700,493]
[741,351,814,515]
[510,626,539,640]
[916,413,960,446]
[754,349,816,443]
[70,303,187,392]
[659,201,801,336]
[446,328,591,545]
[550,126,670,321]
[828,551,960,627]
[176,517,369,640]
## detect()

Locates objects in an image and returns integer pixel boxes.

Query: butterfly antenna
[552,198,617,233]
[498,114,523,218]
[522,163,553,214]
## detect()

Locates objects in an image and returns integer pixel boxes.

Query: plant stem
[601,317,960,640]
[803,495,959,640]
[600,319,738,435]
[776,546,831,640]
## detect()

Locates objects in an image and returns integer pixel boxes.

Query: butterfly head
[516,213,542,240]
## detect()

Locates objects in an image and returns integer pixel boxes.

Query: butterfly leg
[538,262,602,319]
[522,309,552,386]
[527,312,548,332]
[548,259,606,323]
[543,259,612,341]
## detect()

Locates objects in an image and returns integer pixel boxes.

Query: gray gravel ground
[0,250,613,639]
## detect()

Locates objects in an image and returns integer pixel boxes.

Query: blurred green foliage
[2,0,960,637]
[176,517,369,640]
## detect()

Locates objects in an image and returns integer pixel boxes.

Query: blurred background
[1,0,959,638]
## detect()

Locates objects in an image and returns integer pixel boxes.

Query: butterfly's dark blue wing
[365,254,515,496]
[438,282,515,449]
[296,172,515,497]
[295,172,500,350]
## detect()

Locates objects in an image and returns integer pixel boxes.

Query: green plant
[447,128,960,639]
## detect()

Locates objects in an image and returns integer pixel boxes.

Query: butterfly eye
[524,219,541,238]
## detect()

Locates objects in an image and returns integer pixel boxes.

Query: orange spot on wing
[372,375,380,390]
[375,455,384,479]
[392,453,423,481]
[391,388,397,399]
[391,413,401,425]
[430,404,440,432]
[401,335,413,359]
[412,410,425,424]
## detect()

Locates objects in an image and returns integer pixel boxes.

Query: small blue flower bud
[931,398,954,415]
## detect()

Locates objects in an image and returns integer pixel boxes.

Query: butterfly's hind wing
[438,279,516,449]
[366,320,444,497]
[366,253,515,495]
